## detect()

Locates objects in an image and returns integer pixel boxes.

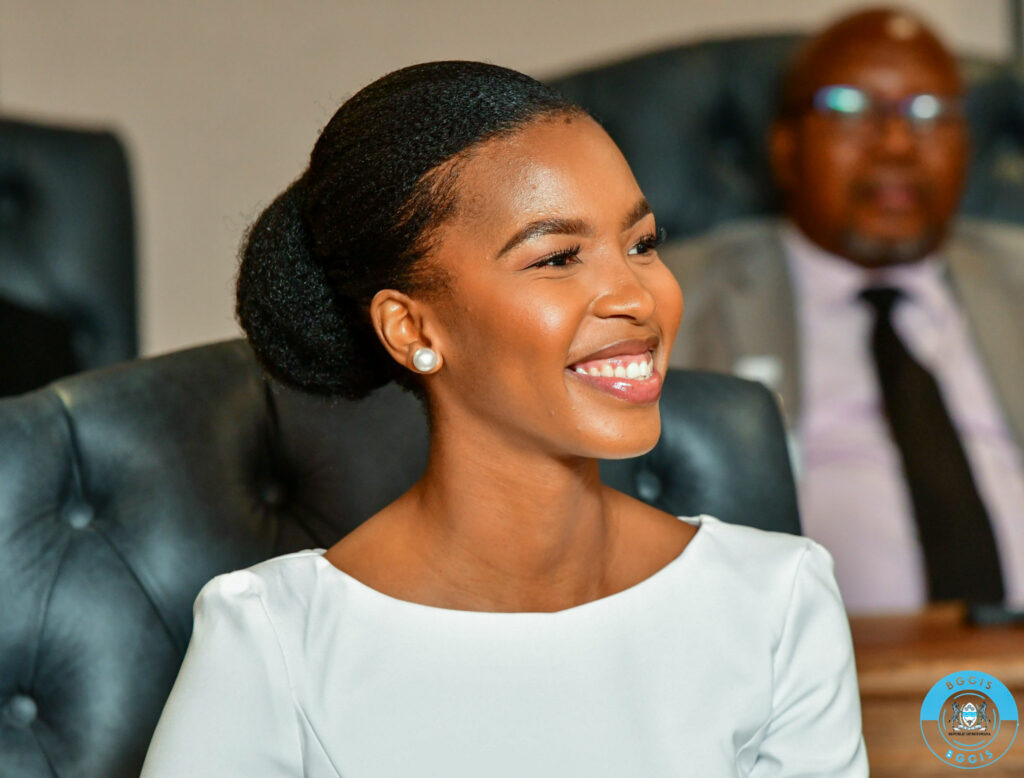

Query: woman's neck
[326,397,696,613]
[408,426,615,611]
[327,406,631,613]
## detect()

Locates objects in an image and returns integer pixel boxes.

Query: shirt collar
[780,221,948,316]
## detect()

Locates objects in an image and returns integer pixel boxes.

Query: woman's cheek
[652,263,684,331]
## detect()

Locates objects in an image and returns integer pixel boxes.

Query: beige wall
[0,0,1009,356]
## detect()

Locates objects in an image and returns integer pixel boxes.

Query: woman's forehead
[446,117,642,235]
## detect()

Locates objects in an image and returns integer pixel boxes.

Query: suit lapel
[945,236,1024,448]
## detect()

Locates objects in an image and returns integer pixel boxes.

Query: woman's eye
[628,226,667,256]
[528,245,581,269]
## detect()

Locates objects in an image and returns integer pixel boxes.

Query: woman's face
[419,115,683,460]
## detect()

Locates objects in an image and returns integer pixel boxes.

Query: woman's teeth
[572,354,654,380]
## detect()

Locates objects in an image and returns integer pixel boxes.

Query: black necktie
[860,286,1004,604]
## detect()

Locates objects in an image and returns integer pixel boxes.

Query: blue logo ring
[920,670,1018,770]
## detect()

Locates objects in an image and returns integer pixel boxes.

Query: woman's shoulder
[687,515,839,607]
[192,549,329,624]
[691,514,823,563]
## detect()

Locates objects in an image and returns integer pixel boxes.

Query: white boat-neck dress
[141,515,867,777]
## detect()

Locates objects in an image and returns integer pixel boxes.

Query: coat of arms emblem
[951,701,989,731]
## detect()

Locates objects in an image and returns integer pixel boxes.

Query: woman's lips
[571,351,654,379]
[565,364,663,404]
[565,340,663,404]
[571,336,659,364]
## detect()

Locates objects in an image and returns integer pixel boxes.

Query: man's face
[771,40,968,267]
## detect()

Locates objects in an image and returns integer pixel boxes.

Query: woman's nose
[591,257,657,322]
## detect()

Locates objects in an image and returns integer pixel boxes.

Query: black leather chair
[0,339,798,777]
[0,117,137,396]
[550,34,1024,241]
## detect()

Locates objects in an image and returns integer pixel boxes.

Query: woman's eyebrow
[494,198,652,259]
[621,198,653,232]
[495,217,592,258]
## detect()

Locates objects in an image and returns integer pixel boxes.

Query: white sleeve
[749,542,869,777]
[140,571,304,777]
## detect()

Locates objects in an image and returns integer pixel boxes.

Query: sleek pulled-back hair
[237,61,583,400]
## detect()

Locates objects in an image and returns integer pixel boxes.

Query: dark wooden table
[851,605,1024,777]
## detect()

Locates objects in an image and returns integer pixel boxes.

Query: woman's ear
[369,289,444,373]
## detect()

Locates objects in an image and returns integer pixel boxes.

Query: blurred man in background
[664,8,1024,613]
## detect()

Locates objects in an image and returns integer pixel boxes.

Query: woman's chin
[580,419,662,461]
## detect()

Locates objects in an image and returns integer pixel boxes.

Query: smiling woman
[141,61,867,777]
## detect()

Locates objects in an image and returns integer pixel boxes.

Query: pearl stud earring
[412,346,439,373]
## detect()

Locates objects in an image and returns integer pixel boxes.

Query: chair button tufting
[5,695,37,727]
[635,470,663,504]
[260,481,286,508]
[64,503,94,529]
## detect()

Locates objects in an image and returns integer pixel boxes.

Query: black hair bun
[236,179,394,400]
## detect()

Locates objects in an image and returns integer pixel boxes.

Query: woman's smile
[566,363,663,404]
[566,336,662,404]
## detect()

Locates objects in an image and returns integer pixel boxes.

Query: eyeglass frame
[798,84,965,134]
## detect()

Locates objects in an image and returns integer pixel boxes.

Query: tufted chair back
[0,339,798,777]
[550,34,1024,241]
[0,117,137,395]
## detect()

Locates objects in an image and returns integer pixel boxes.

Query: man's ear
[369,289,444,373]
[769,119,797,193]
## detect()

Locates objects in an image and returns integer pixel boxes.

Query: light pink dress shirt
[782,224,1024,614]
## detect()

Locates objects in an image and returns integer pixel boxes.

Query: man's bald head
[781,9,961,118]
[770,8,968,268]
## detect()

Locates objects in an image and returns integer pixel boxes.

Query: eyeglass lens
[812,85,961,126]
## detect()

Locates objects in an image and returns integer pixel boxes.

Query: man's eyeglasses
[810,85,964,133]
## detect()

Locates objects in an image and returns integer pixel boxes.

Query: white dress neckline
[307,514,712,619]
